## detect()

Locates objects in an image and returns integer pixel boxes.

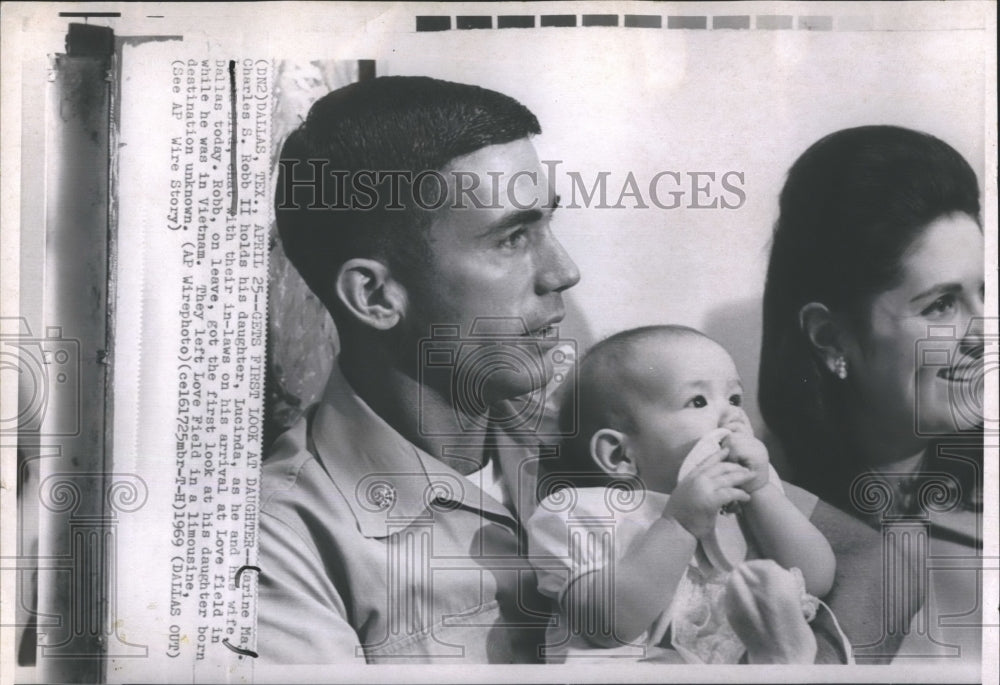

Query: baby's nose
[720,407,750,433]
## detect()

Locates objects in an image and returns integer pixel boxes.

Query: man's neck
[337,350,488,475]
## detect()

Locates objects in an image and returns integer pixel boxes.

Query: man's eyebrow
[909,282,963,303]
[478,195,560,237]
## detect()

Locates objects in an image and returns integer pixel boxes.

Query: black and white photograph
[1,2,996,683]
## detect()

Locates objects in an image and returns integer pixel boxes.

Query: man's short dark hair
[275,76,541,317]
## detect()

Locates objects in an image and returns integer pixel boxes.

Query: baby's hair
[540,325,713,496]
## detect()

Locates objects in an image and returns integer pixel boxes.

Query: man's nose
[535,228,581,294]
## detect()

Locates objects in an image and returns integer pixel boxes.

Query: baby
[527,325,838,664]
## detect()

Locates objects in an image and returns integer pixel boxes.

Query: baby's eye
[920,293,957,319]
[729,394,743,407]
[685,395,707,408]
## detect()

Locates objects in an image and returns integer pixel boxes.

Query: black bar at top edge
[59,11,121,17]
[457,15,492,30]
[582,14,619,27]
[498,15,535,29]
[713,15,751,29]
[416,16,451,32]
[757,15,794,30]
[667,16,707,29]
[540,15,576,27]
[624,15,661,28]
[798,15,834,30]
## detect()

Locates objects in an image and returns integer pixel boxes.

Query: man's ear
[590,429,637,475]
[334,258,408,331]
[798,302,850,377]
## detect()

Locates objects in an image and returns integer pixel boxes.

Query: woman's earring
[834,356,848,380]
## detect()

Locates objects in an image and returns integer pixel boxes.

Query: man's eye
[729,394,742,407]
[685,395,707,408]
[499,227,529,249]
[921,294,957,318]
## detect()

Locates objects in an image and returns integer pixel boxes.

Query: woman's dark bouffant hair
[758,125,981,511]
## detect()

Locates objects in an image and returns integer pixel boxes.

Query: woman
[759,125,984,660]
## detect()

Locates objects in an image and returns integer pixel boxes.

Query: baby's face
[624,336,751,494]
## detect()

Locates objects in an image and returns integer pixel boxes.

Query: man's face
[402,138,581,406]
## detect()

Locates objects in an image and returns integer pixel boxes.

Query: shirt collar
[310,363,533,538]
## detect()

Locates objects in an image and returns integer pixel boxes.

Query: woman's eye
[499,227,529,249]
[729,394,743,407]
[921,293,957,318]
[685,395,707,409]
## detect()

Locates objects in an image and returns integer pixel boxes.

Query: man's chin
[488,392,547,433]
[488,361,554,395]
[479,371,550,428]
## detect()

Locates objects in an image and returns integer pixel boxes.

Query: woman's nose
[958,315,984,360]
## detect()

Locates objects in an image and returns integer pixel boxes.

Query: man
[258,76,580,663]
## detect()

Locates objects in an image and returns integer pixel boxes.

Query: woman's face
[846,213,984,454]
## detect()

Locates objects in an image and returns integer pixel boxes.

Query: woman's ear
[590,429,637,475]
[798,302,850,379]
[334,258,408,331]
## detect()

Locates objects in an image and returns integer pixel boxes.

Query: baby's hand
[724,560,817,664]
[664,446,752,539]
[722,432,770,493]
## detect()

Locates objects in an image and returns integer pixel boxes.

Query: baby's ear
[590,429,636,475]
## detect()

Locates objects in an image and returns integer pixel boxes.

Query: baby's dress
[526,468,816,663]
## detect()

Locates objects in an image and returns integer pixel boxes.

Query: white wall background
[381,21,988,443]
[6,2,987,446]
